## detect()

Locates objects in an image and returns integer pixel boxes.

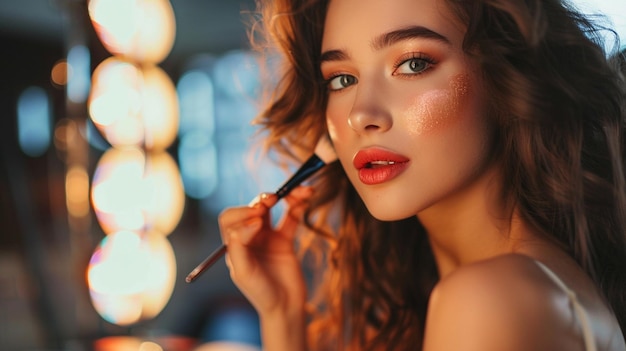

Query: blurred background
[0,1,624,351]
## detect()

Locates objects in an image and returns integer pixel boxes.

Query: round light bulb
[87,230,176,326]
[91,147,185,235]
[88,0,176,63]
[89,57,179,150]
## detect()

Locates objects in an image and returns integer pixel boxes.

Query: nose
[347,82,392,133]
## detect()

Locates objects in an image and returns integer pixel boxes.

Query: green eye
[395,58,431,75]
[328,74,357,91]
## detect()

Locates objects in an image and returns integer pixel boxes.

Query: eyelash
[325,73,356,92]
[392,53,436,77]
[324,52,437,92]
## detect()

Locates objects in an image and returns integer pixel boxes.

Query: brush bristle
[313,135,338,164]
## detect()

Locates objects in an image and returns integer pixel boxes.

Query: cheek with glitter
[406,74,470,135]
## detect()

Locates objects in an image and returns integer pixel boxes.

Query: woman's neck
[417,164,540,278]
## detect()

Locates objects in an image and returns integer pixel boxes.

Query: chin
[354,186,419,222]
[364,202,416,222]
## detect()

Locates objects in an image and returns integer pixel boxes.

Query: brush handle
[186,153,328,283]
[275,154,325,199]
[185,244,227,283]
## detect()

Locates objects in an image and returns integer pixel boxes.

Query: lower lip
[358,162,409,185]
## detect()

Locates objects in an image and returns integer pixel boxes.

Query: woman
[219,0,626,349]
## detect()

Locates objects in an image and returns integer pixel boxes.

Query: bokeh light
[178,131,218,199]
[17,86,51,157]
[67,45,92,103]
[176,68,218,199]
[87,230,176,326]
[51,60,68,86]
[93,336,198,351]
[177,69,215,137]
[88,57,179,150]
[212,50,259,99]
[88,0,176,63]
[91,148,184,235]
[66,165,91,218]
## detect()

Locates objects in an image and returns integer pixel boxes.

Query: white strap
[535,261,597,351]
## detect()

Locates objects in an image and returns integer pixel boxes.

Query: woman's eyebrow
[371,25,451,50]
[320,49,347,63]
[321,25,450,64]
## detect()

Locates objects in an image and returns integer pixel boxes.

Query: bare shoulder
[423,254,585,351]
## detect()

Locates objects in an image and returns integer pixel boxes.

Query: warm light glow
[66,165,91,218]
[193,342,262,351]
[140,64,180,150]
[141,151,186,235]
[91,147,147,233]
[89,58,143,144]
[94,336,197,351]
[94,336,144,351]
[88,0,176,63]
[139,342,164,351]
[51,60,69,86]
[89,57,179,150]
[55,119,80,154]
[91,148,184,235]
[87,230,176,326]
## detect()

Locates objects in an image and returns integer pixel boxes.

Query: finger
[249,193,279,232]
[219,206,266,245]
[248,192,278,208]
[260,194,278,228]
[224,252,232,271]
[223,217,263,248]
[277,186,314,236]
[224,224,261,284]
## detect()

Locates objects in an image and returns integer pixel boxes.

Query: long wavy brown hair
[249,0,626,349]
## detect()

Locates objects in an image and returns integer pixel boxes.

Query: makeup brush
[185,136,337,283]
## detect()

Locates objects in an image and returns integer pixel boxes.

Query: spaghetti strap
[534,261,597,351]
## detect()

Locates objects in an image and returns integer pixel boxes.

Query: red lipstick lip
[353,148,410,185]
[353,148,410,169]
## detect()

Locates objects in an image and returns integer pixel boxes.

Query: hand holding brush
[185,136,337,283]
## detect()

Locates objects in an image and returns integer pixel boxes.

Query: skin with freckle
[408,74,470,135]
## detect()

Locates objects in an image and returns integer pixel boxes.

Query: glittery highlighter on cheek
[406,74,470,135]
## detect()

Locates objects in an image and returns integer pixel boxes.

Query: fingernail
[248,195,261,207]
[248,192,272,208]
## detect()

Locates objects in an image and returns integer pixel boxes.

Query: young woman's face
[321,0,494,221]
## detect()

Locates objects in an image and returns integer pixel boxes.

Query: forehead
[322,0,465,50]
